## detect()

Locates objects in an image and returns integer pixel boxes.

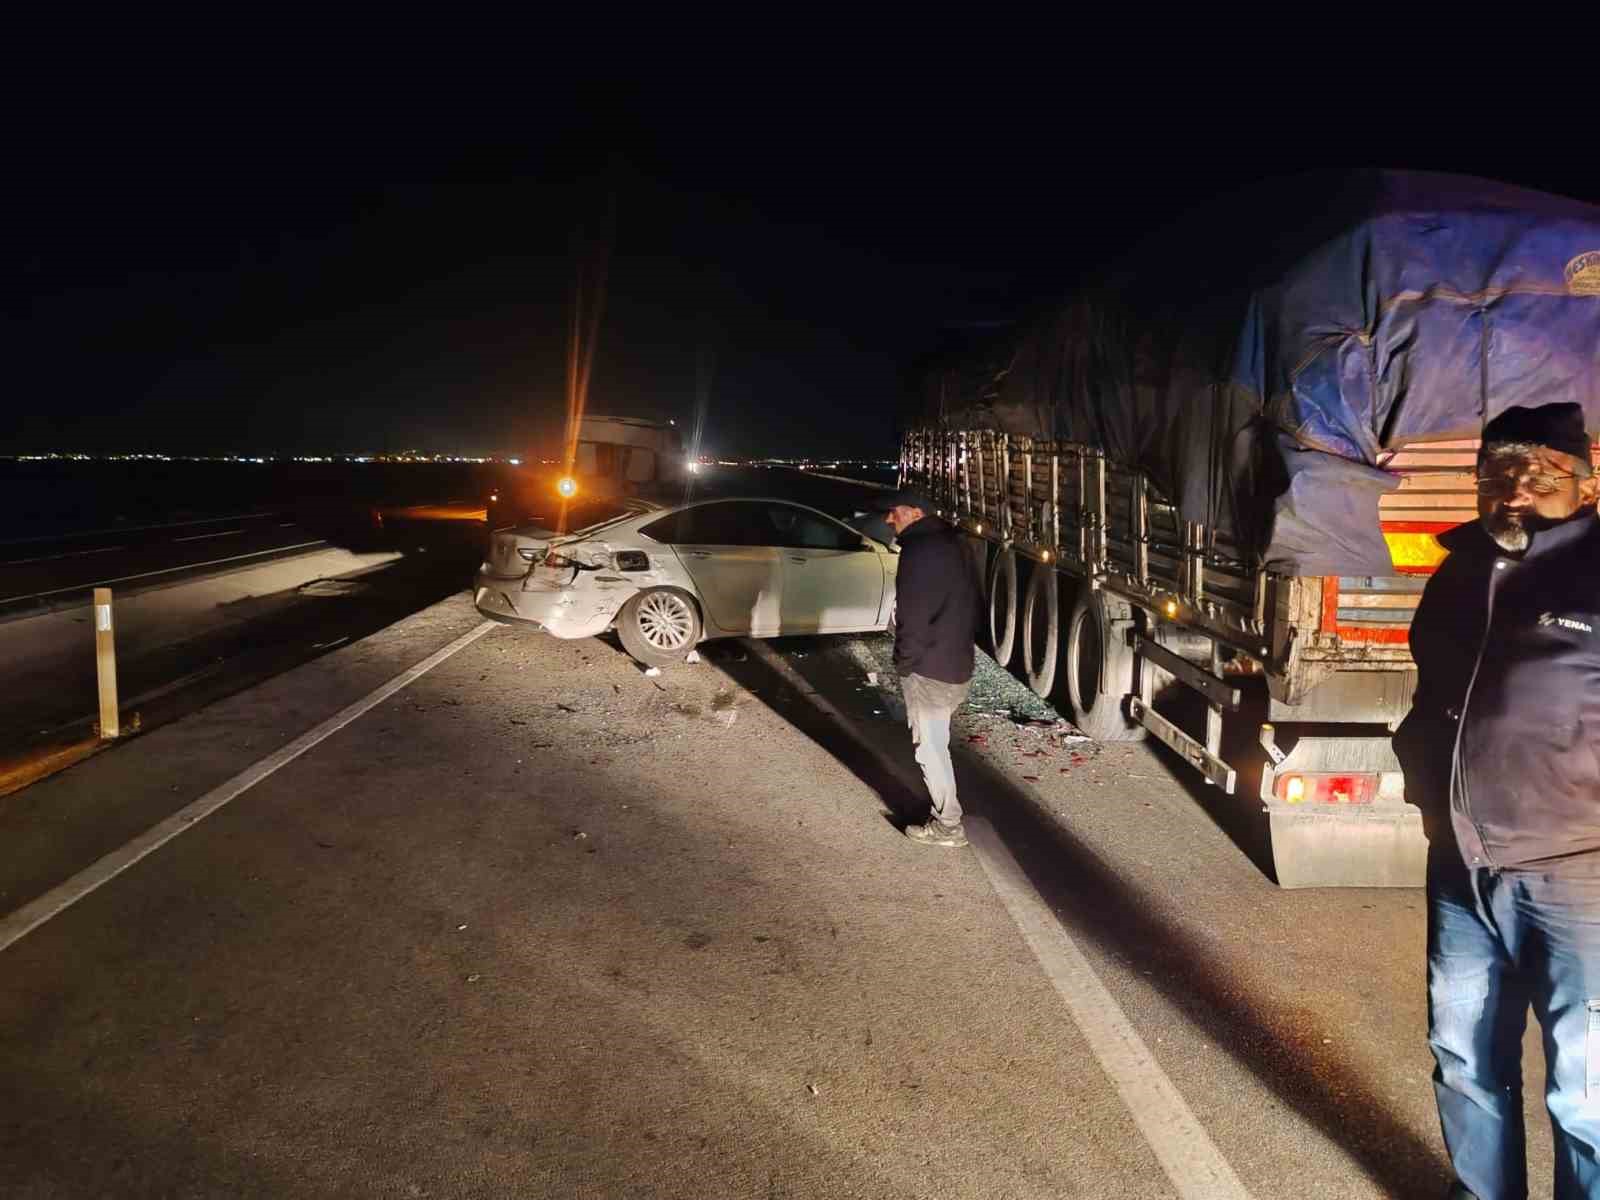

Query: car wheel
[617,588,702,667]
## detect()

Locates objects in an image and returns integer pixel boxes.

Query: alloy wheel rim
[638,593,693,649]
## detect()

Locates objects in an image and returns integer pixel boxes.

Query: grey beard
[1483,511,1530,552]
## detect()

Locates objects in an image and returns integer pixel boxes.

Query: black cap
[867,488,934,512]
[1482,402,1592,460]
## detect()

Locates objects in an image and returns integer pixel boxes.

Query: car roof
[655,496,853,520]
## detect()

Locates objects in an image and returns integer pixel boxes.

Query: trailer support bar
[1129,697,1237,792]
[1135,635,1241,711]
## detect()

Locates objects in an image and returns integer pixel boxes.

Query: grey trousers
[901,673,971,826]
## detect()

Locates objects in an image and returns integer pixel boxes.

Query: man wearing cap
[1394,402,1600,1199]
[871,489,980,847]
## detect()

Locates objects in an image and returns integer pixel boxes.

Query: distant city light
[1,451,900,471]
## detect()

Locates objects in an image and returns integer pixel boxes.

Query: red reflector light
[1276,772,1377,806]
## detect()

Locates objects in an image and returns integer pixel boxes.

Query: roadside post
[94,587,120,739]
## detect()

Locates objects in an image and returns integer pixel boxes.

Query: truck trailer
[901,171,1600,888]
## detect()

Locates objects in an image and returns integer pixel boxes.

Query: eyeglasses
[1474,472,1579,498]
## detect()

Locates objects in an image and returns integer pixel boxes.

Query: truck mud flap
[1260,730,1426,888]
[1268,807,1426,889]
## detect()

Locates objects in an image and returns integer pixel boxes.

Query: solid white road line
[0,512,285,548]
[7,545,123,564]
[0,620,499,955]
[741,638,1251,1196]
[965,817,1255,1200]
[172,528,246,542]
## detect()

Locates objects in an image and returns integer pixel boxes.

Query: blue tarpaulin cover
[924,171,1600,574]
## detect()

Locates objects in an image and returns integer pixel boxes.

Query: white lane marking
[965,818,1254,1200]
[775,466,896,491]
[0,512,285,548]
[7,546,123,564]
[0,540,329,604]
[172,528,246,542]
[0,620,499,955]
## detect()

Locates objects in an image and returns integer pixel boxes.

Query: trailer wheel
[986,549,1018,666]
[1064,590,1145,741]
[1021,564,1060,698]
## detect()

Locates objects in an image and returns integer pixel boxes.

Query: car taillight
[1276,773,1377,806]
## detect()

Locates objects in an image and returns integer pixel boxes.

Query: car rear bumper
[472,573,617,639]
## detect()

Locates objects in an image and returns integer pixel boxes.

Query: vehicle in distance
[486,416,689,534]
[474,496,899,666]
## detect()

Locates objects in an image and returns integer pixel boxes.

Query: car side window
[643,502,766,546]
[689,502,770,545]
[639,511,683,543]
[761,504,862,551]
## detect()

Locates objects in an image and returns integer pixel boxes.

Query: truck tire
[616,588,702,667]
[1022,564,1060,698]
[987,549,1019,667]
[1064,590,1145,742]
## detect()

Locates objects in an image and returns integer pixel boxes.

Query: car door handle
[788,556,807,564]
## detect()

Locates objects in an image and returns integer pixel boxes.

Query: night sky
[13,89,1600,462]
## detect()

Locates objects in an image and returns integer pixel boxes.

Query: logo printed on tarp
[1565,251,1600,296]
[1539,611,1595,633]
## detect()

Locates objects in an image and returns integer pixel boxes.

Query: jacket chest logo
[1539,611,1595,634]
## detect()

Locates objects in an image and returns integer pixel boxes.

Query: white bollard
[93,587,119,739]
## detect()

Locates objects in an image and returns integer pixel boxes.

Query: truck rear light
[1276,772,1377,806]
[1382,529,1449,574]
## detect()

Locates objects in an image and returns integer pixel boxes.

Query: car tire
[617,588,702,667]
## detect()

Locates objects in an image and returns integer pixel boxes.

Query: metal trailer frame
[901,427,1444,887]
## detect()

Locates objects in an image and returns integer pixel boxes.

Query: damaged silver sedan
[474,496,898,666]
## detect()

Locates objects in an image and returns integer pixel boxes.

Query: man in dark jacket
[872,489,980,847]
[1393,402,1600,1200]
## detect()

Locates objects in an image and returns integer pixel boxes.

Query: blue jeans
[1428,852,1600,1199]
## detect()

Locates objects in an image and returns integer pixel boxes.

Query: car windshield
[515,498,646,536]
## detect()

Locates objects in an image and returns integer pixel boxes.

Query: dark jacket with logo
[1393,511,1600,870]
[892,515,979,685]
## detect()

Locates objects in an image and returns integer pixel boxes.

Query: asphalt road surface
[0,585,1565,1198]
[0,467,1559,1196]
